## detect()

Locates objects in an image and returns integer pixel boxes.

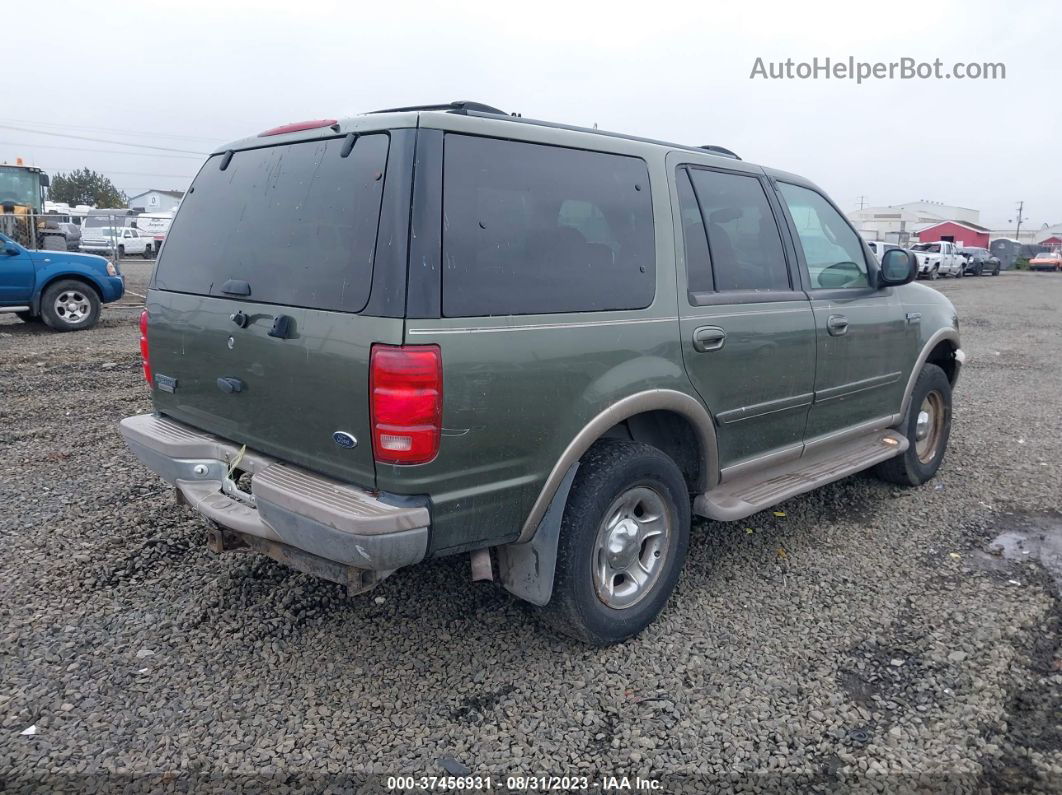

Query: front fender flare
[899,328,961,421]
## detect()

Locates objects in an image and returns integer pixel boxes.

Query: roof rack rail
[369,101,509,116]
[699,145,741,160]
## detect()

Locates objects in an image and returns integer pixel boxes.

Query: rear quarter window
[154,134,389,313]
[441,135,655,317]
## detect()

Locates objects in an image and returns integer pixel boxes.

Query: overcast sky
[9,0,1060,229]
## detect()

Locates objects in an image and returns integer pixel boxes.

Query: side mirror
[878,249,916,287]
[4,245,20,256]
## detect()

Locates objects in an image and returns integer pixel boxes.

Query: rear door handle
[826,314,849,336]
[693,325,727,352]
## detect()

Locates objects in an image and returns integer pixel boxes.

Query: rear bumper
[119,413,429,574]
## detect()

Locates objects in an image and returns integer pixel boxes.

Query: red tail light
[370,344,442,464]
[138,310,153,387]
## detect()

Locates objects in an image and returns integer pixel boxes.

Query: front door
[0,237,35,305]
[773,181,914,441]
[672,162,817,474]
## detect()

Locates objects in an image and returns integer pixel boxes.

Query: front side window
[686,168,790,292]
[442,135,655,316]
[777,182,869,289]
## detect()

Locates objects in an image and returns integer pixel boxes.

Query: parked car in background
[1029,251,1062,272]
[80,227,154,258]
[910,241,965,279]
[958,246,1000,276]
[40,215,83,251]
[865,240,910,263]
[119,104,964,645]
[0,231,124,331]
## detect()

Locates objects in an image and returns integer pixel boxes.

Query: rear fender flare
[515,388,717,545]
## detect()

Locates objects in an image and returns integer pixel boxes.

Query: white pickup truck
[79,226,154,258]
[909,241,964,279]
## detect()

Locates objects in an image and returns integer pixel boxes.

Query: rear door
[146,132,405,488]
[671,160,817,474]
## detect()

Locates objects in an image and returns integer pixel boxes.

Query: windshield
[0,167,41,209]
[155,134,389,313]
[911,243,941,253]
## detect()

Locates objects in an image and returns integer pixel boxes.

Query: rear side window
[676,169,712,293]
[687,168,790,292]
[155,134,389,312]
[442,135,655,316]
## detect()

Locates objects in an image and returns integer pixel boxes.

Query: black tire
[929,266,939,281]
[40,279,101,332]
[993,265,1000,276]
[117,245,125,258]
[539,440,691,645]
[143,245,153,259]
[16,311,39,323]
[875,363,952,486]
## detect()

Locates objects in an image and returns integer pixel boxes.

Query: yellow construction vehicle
[0,159,63,249]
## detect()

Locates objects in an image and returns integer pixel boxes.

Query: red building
[1038,234,1062,249]
[916,220,991,249]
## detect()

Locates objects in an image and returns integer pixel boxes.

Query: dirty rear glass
[154,134,388,313]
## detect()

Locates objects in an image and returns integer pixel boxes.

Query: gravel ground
[1,267,1060,792]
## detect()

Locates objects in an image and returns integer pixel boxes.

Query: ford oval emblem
[332,431,357,449]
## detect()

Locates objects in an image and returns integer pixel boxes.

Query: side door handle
[692,325,727,352]
[826,314,849,336]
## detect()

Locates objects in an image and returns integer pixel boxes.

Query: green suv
[120,102,963,644]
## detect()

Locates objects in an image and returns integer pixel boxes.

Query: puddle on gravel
[973,512,1062,591]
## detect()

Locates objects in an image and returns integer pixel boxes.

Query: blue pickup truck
[0,232,125,331]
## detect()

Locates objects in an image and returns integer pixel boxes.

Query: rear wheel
[540,441,690,645]
[40,279,101,332]
[875,363,952,486]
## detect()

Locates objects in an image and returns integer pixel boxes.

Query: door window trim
[675,163,805,307]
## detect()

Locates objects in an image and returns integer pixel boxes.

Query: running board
[694,429,908,522]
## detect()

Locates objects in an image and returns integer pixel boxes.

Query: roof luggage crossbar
[370,101,509,116]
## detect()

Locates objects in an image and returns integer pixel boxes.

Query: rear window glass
[154,134,389,313]
[442,135,655,317]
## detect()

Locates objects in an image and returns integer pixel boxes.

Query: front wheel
[142,245,153,259]
[540,441,690,645]
[117,245,125,258]
[929,266,939,280]
[40,280,101,332]
[874,363,952,486]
